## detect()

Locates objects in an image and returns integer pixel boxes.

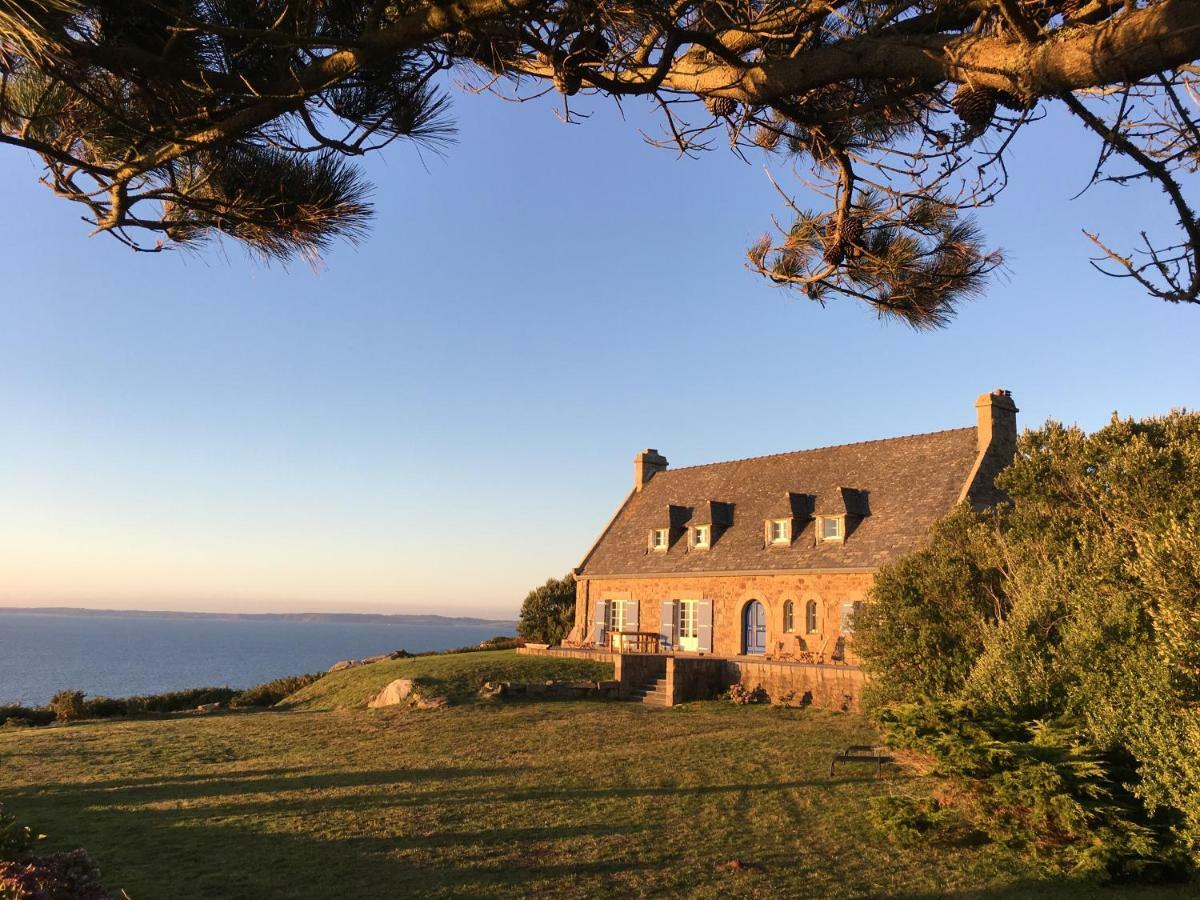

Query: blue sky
[1,85,1196,617]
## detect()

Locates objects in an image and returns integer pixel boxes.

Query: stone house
[547,391,1017,707]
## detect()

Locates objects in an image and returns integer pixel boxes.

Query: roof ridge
[663,426,976,474]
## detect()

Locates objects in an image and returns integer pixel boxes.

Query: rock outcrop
[367,678,446,710]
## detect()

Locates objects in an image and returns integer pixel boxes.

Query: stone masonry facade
[575,570,875,663]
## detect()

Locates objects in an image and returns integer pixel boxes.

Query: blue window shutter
[592,600,609,645]
[697,599,713,653]
[625,600,639,632]
[660,600,677,650]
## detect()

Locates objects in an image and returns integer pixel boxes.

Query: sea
[0,611,515,706]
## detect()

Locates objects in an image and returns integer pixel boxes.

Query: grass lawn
[282,649,614,709]
[0,651,1191,899]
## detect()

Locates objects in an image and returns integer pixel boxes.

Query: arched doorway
[743,600,766,655]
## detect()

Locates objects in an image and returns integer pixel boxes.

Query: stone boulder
[328,659,359,673]
[478,681,503,700]
[368,678,416,707]
[367,678,447,710]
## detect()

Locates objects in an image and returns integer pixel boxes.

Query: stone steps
[629,677,671,707]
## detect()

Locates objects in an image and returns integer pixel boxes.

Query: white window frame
[678,600,699,640]
[769,519,790,545]
[817,515,844,543]
[841,600,863,635]
[783,600,795,633]
[691,525,710,549]
[607,599,628,632]
[651,528,669,551]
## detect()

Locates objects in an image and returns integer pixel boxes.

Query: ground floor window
[608,599,629,632]
[805,600,819,634]
[783,600,795,633]
[840,600,863,634]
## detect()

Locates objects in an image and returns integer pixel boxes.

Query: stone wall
[727,659,867,711]
[667,656,734,705]
[483,680,620,701]
[516,646,613,663]
[575,570,876,663]
[515,645,867,710]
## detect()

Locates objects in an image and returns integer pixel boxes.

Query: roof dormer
[814,487,869,545]
[647,504,692,552]
[688,500,733,551]
[764,492,814,547]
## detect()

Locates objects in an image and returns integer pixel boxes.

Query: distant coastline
[0,606,516,628]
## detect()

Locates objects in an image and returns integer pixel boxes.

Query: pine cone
[995,90,1034,112]
[841,215,864,247]
[553,66,581,96]
[823,240,846,266]
[950,85,998,137]
[705,96,737,118]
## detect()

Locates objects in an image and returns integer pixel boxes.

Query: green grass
[0,652,1192,898]
[283,649,614,709]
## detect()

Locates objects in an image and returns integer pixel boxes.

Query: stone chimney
[976,389,1018,456]
[634,449,668,492]
[962,390,1019,507]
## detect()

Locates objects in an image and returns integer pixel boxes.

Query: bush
[868,795,945,846]
[0,803,42,859]
[230,673,324,708]
[860,412,1200,870]
[50,690,85,723]
[726,683,767,705]
[123,687,238,714]
[0,849,110,899]
[477,635,523,651]
[82,697,128,718]
[0,705,54,728]
[878,703,1185,879]
[517,574,576,644]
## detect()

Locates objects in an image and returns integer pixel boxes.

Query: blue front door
[743,601,766,655]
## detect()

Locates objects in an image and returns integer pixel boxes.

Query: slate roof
[578,427,980,576]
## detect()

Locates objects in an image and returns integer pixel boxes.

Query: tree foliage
[854,504,1006,706]
[517,572,576,644]
[1,1,1199,323]
[857,410,1200,870]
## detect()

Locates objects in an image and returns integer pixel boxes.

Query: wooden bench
[829,744,894,776]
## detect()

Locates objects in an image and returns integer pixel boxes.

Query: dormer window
[691,525,710,549]
[651,528,669,551]
[769,519,790,545]
[817,515,844,543]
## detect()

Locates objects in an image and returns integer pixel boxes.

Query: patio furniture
[829,744,894,776]
[609,631,662,654]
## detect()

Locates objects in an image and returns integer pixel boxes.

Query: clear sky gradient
[1,85,1196,617]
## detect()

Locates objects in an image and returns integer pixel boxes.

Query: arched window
[783,600,795,633]
[805,600,819,634]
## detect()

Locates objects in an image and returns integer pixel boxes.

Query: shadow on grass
[3,770,654,898]
[896,878,1197,899]
[0,763,896,898]
[8,766,510,800]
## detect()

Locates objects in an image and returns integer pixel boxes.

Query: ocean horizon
[0,609,516,706]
